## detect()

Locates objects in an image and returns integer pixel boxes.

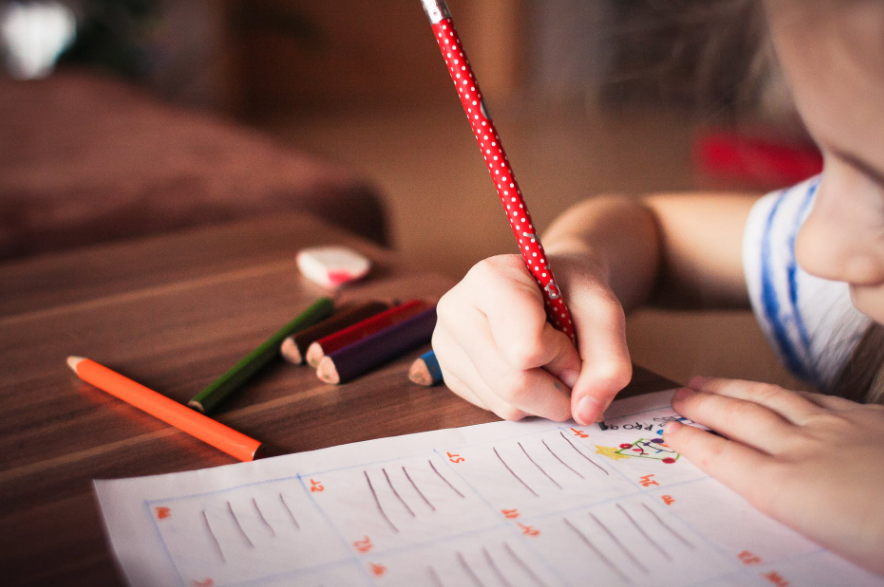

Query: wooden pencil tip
[280,337,302,364]
[187,400,206,414]
[316,356,340,384]
[66,356,84,372]
[408,359,432,386]
[305,343,323,368]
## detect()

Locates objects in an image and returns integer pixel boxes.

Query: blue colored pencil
[408,350,443,386]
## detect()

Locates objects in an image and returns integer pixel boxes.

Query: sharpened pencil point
[188,400,206,414]
[280,336,302,364]
[316,356,340,385]
[67,356,84,372]
[409,359,433,386]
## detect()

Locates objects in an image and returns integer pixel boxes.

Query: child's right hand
[433,253,633,424]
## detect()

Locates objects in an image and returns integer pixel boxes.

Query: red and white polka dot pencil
[421,0,577,345]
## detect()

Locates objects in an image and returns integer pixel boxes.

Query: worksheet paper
[94,390,883,587]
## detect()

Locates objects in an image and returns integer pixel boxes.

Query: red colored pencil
[420,0,577,346]
[305,299,431,367]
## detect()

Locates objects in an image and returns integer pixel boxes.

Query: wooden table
[0,214,673,586]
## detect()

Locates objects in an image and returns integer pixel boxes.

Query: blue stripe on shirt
[760,187,811,380]
[785,178,820,384]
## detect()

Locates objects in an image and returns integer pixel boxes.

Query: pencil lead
[67,356,84,372]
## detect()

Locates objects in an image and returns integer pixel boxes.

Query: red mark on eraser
[297,246,371,289]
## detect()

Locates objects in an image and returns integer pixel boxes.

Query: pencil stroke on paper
[493,446,539,497]
[542,439,584,479]
[482,547,513,587]
[278,493,300,529]
[616,503,670,560]
[251,497,276,537]
[383,467,416,517]
[201,510,225,563]
[590,512,649,574]
[403,466,436,512]
[641,503,694,549]
[429,459,465,498]
[227,501,254,548]
[365,470,399,533]
[518,441,562,489]
[456,550,485,587]
[559,431,609,474]
[563,517,631,584]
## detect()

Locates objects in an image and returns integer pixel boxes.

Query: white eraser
[296,246,372,289]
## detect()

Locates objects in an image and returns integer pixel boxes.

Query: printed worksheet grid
[142,409,815,587]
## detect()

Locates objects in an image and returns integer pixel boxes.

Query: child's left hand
[664,377,884,576]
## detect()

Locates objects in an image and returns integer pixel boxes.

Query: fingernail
[687,375,706,390]
[576,396,601,425]
[673,387,694,401]
[663,421,682,435]
[560,369,579,388]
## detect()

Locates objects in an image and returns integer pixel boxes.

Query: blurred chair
[0,70,388,261]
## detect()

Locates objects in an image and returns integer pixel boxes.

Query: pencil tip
[187,400,206,414]
[66,356,84,372]
[280,337,302,364]
[408,359,431,386]
[316,356,340,384]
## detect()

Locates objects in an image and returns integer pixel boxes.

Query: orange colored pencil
[67,356,264,462]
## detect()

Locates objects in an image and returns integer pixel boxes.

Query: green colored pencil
[189,297,334,414]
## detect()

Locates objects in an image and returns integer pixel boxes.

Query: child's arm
[433,192,760,424]
[665,377,884,576]
[542,192,758,311]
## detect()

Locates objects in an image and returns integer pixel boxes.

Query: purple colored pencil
[317,306,437,384]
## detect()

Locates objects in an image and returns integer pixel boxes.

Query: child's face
[767,0,884,323]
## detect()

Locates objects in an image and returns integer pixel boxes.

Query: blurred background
[1,0,821,389]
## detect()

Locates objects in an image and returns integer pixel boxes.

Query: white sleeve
[742,176,870,389]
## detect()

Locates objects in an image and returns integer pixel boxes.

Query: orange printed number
[354,536,373,554]
[570,427,589,438]
[738,550,762,565]
[639,474,659,487]
[518,523,540,537]
[310,479,324,492]
[661,495,675,505]
[192,579,214,587]
[762,571,790,586]
[447,452,465,464]
[369,563,387,577]
[155,506,171,520]
[501,508,520,519]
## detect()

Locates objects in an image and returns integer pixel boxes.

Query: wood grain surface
[0,213,674,586]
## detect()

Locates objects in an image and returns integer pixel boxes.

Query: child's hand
[433,253,632,424]
[665,377,884,575]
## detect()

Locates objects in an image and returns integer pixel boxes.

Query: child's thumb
[568,295,632,425]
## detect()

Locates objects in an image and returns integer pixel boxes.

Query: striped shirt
[743,176,871,389]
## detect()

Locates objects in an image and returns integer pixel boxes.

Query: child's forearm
[542,193,759,311]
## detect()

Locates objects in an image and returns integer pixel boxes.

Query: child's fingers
[687,376,823,425]
[443,306,572,422]
[433,325,529,420]
[469,256,582,375]
[671,388,801,455]
[794,389,861,412]
[567,285,632,425]
[663,421,778,511]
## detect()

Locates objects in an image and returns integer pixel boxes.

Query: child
[432,0,884,575]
